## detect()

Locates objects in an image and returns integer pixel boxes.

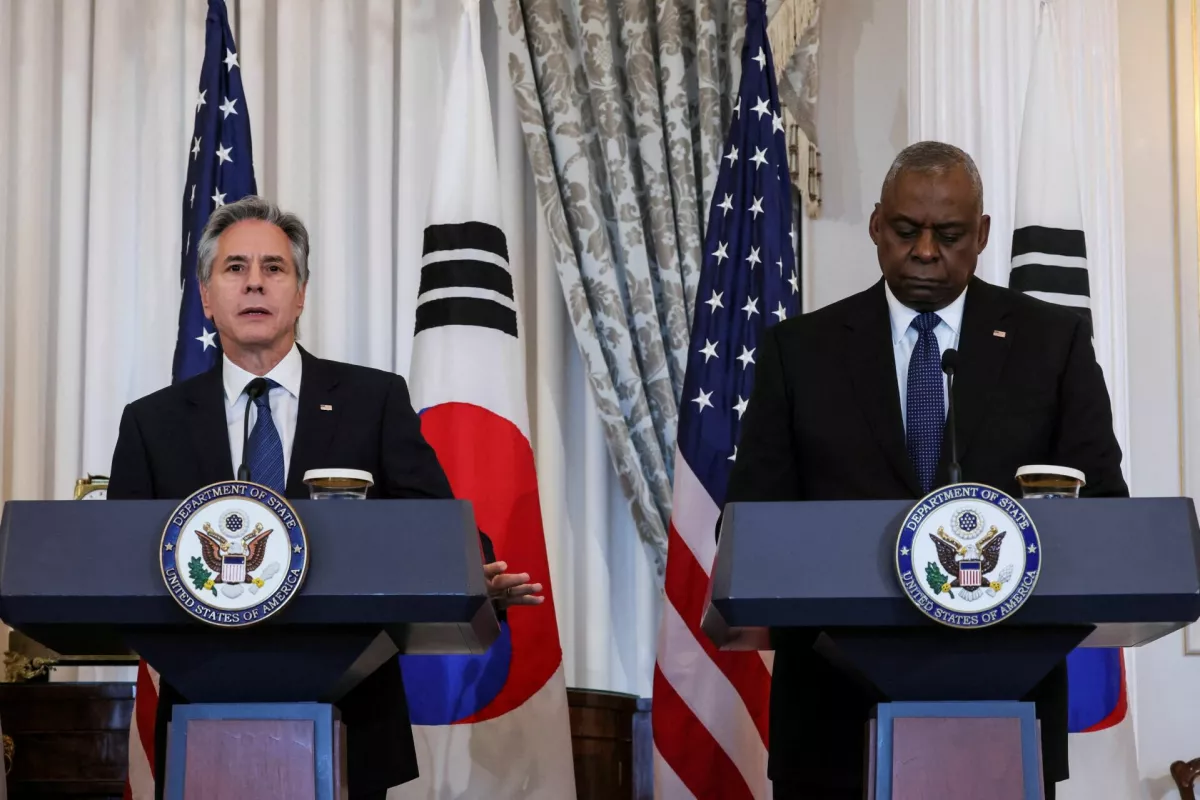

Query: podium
[703,497,1200,800]
[0,498,499,799]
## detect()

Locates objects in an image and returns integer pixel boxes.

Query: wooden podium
[703,496,1200,800]
[0,498,499,799]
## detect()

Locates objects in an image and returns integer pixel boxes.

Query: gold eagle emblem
[194,522,273,584]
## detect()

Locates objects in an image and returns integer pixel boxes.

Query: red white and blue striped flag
[127,2,255,796]
[652,1,797,796]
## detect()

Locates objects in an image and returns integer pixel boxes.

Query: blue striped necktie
[906,312,944,494]
[246,378,285,492]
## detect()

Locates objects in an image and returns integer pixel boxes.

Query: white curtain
[907,0,1130,468]
[0,0,658,700]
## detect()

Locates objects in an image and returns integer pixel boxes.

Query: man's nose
[912,229,939,262]
[243,262,265,292]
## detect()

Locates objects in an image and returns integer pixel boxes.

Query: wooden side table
[0,682,133,798]
[567,688,652,799]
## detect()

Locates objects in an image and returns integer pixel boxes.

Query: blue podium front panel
[707,497,1200,648]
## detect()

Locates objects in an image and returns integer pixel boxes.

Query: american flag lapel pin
[993,330,1007,339]
[320,404,333,411]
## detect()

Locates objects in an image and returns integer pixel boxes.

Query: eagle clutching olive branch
[195,521,273,585]
[930,525,1006,591]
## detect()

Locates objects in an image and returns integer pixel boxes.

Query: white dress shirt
[223,343,303,483]
[884,281,966,429]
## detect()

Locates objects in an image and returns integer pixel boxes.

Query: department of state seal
[159,481,309,627]
[895,483,1041,629]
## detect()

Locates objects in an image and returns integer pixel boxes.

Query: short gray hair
[881,141,984,212]
[196,195,310,285]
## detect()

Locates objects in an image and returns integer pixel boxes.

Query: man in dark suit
[726,141,1127,800]
[108,195,543,800]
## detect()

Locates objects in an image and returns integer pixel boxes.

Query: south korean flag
[1008,1,1091,334]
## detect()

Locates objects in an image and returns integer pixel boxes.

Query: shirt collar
[223,343,303,403]
[883,280,967,344]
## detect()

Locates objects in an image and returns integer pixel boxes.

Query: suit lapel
[286,347,343,497]
[846,281,922,496]
[184,366,234,485]
[945,277,1013,467]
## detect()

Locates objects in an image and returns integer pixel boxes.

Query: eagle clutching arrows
[930,525,1005,592]
[195,521,273,585]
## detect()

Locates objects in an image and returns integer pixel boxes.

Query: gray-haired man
[109,195,541,799]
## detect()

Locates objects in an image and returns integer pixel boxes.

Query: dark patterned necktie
[906,312,944,494]
[246,378,285,492]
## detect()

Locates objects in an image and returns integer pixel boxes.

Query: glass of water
[1015,465,1085,499]
[302,468,374,499]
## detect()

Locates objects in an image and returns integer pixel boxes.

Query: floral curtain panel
[494,0,819,568]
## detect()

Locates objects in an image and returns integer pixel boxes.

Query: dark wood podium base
[165,703,345,800]
[866,702,1044,800]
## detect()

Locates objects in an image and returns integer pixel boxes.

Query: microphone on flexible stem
[941,348,962,485]
[237,377,269,482]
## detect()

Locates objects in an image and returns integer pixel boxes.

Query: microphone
[237,377,269,482]
[941,348,962,484]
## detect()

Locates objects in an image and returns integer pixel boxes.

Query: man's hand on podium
[483,561,544,608]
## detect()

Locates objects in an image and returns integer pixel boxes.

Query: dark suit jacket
[725,276,1128,792]
[108,345,494,800]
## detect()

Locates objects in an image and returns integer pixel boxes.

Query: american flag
[652,1,798,796]
[170,0,257,383]
[127,2,255,797]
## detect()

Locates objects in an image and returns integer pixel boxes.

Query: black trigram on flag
[415,221,517,338]
[1010,225,1090,332]
[1008,2,1091,333]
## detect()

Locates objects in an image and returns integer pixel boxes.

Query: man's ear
[977,213,992,254]
[869,203,883,246]
[199,279,213,320]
